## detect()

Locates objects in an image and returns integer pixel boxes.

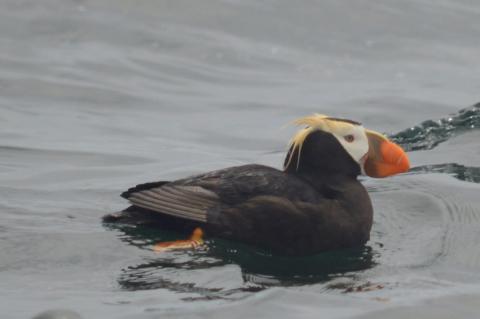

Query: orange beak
[363,130,410,178]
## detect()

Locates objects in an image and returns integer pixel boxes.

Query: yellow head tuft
[284,114,362,170]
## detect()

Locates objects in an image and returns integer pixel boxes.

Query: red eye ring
[344,134,355,143]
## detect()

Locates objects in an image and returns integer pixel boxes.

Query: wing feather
[152,186,217,206]
[129,199,205,222]
[125,184,219,222]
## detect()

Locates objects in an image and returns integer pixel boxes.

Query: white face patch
[285,114,371,172]
[329,124,369,165]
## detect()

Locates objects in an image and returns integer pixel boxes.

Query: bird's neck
[291,169,358,197]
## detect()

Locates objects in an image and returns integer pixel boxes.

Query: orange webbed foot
[153,227,204,253]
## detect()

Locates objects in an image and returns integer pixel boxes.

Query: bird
[104,114,410,256]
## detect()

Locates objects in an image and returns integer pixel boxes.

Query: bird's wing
[122,183,220,223]
[120,164,319,225]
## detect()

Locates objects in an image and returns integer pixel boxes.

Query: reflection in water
[410,163,480,184]
[211,241,374,286]
[105,223,375,297]
[390,102,479,151]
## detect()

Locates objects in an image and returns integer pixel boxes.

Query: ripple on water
[370,173,480,276]
[410,163,480,184]
[390,102,480,151]
[109,223,377,298]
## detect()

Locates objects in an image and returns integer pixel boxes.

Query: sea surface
[1,1,480,318]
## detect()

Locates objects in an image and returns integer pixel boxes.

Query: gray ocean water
[1,1,480,318]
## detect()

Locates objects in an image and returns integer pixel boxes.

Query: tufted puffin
[104,115,410,255]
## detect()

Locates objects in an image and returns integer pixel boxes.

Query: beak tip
[400,154,410,173]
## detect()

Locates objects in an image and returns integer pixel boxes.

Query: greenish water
[391,103,480,151]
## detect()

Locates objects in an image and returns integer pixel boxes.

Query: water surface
[1,1,480,318]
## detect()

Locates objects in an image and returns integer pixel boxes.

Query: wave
[410,163,480,184]
[390,102,480,151]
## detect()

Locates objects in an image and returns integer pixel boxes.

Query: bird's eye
[344,134,355,143]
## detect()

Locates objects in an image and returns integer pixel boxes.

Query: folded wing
[125,184,219,223]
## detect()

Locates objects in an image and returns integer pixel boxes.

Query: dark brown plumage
[104,115,409,255]
[106,133,375,255]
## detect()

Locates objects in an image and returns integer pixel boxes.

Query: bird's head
[284,114,410,178]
